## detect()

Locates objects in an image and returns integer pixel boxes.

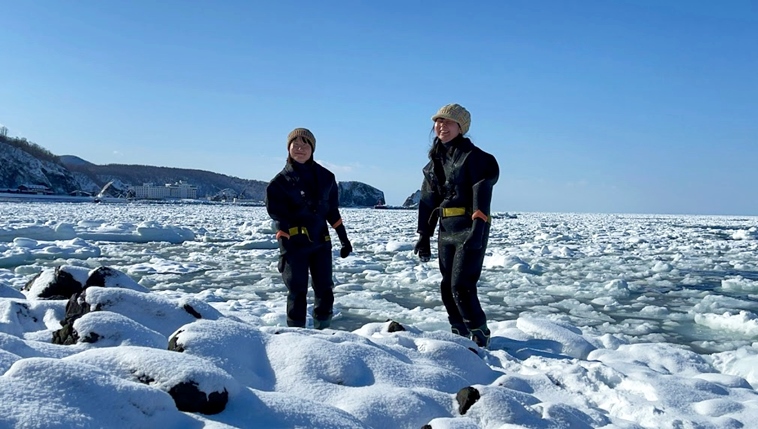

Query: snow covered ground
[1,201,758,428]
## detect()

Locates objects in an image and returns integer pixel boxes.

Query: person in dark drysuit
[265,128,353,329]
[414,104,499,348]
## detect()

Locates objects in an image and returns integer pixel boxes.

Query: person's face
[434,118,461,143]
[288,137,313,163]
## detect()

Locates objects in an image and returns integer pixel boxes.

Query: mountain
[1,135,384,206]
[62,161,267,201]
[0,136,82,195]
[58,155,95,167]
[337,181,385,207]
[403,190,421,208]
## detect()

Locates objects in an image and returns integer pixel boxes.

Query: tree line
[0,134,59,164]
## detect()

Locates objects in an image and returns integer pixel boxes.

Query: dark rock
[22,272,41,291]
[85,266,148,292]
[168,381,228,415]
[52,290,93,345]
[387,321,406,332]
[85,266,119,287]
[403,190,421,208]
[65,290,93,320]
[51,321,79,345]
[168,330,185,352]
[183,304,202,319]
[456,386,480,415]
[337,181,385,207]
[5,301,35,322]
[136,374,155,384]
[25,266,84,299]
[80,331,101,343]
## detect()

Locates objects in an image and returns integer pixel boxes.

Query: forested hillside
[0,134,385,205]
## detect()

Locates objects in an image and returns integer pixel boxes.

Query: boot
[313,316,332,330]
[451,323,469,337]
[470,324,490,348]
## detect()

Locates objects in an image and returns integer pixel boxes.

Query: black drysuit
[417,134,499,334]
[266,160,343,328]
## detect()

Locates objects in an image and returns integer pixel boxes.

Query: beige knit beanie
[287,128,316,152]
[431,103,471,135]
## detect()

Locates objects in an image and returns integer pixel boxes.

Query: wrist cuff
[472,210,490,223]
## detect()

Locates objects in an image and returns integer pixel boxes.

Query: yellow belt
[288,226,311,241]
[288,226,330,241]
[440,207,491,223]
[441,207,467,217]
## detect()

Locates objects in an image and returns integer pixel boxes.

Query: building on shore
[131,181,197,200]
[17,184,53,195]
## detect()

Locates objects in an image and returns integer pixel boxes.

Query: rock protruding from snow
[403,190,421,208]
[337,181,385,207]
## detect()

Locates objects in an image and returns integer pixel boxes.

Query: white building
[132,182,197,200]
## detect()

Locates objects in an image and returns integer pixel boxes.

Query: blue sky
[1,1,756,215]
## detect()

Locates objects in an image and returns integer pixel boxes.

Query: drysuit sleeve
[471,152,499,218]
[325,176,342,228]
[417,172,442,237]
[265,178,291,233]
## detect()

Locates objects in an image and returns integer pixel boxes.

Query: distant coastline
[0,192,267,207]
[0,192,415,209]
[0,192,97,203]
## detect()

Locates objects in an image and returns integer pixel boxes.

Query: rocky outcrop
[0,139,91,194]
[403,190,421,208]
[27,263,232,414]
[456,386,481,415]
[337,181,385,207]
[23,265,149,300]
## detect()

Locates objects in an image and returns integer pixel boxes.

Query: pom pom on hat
[431,104,471,135]
[287,128,316,152]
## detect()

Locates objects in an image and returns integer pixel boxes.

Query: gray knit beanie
[431,103,471,135]
[287,128,316,152]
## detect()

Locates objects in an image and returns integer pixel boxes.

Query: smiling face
[288,136,313,164]
[434,118,461,143]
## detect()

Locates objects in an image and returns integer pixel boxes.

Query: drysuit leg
[309,243,334,328]
[442,231,488,331]
[282,249,310,328]
[438,232,470,337]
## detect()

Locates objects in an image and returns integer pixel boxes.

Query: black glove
[339,239,352,258]
[334,223,352,258]
[277,237,289,273]
[463,219,487,250]
[414,234,431,262]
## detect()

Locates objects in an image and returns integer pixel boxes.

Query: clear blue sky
[1,1,756,215]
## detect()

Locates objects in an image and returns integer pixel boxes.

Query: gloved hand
[334,223,352,258]
[277,237,289,273]
[463,219,487,250]
[414,234,431,262]
[339,239,352,258]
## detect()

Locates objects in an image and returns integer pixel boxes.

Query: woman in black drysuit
[414,104,499,348]
[266,127,352,329]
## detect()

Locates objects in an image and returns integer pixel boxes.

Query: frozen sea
[2,201,758,428]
